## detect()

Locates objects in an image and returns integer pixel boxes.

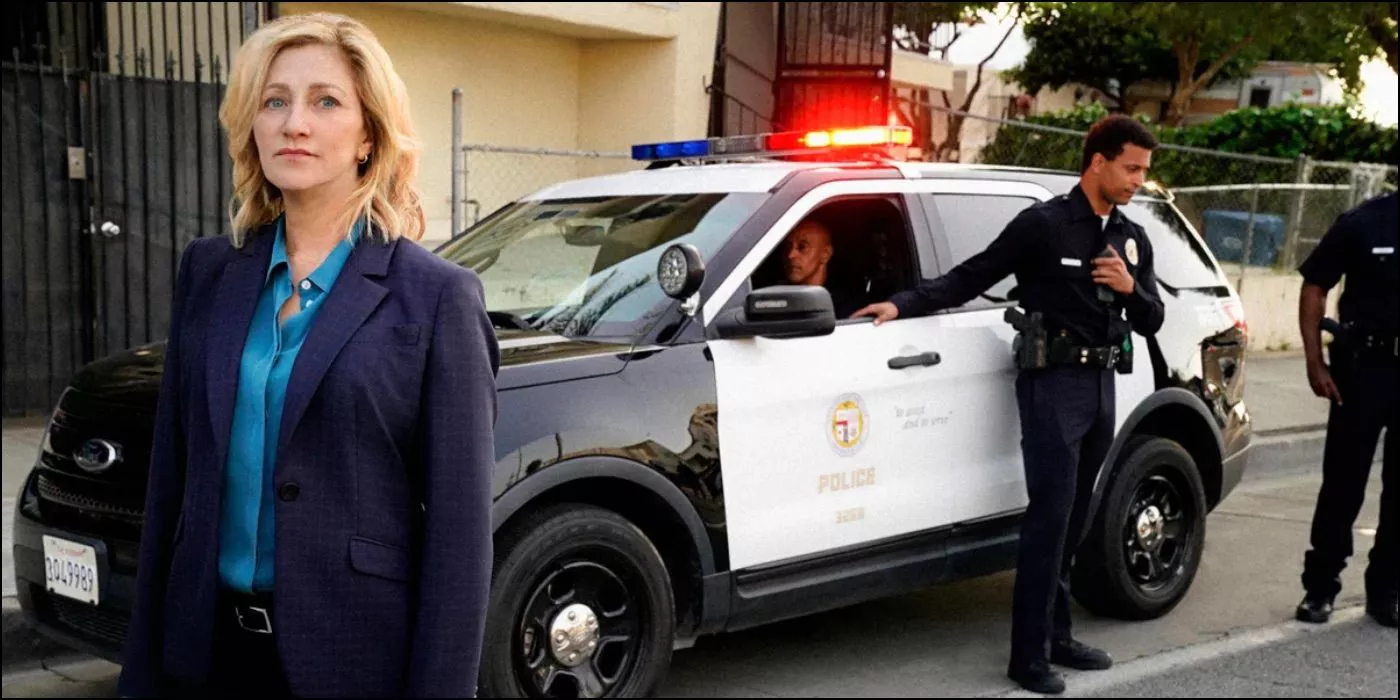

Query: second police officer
[1294,189,1398,629]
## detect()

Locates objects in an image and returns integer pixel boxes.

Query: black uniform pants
[1302,354,1398,600]
[1010,365,1115,669]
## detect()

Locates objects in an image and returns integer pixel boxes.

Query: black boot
[1050,639,1113,670]
[1366,590,1398,628]
[1007,661,1066,695]
[1295,594,1334,624]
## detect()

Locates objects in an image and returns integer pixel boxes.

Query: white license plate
[42,535,101,605]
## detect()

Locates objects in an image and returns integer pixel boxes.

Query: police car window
[750,196,917,322]
[927,194,1037,306]
[436,193,767,339]
[1120,199,1225,290]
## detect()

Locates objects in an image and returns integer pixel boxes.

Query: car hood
[64,330,633,409]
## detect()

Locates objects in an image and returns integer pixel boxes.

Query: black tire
[480,504,675,698]
[1072,436,1208,620]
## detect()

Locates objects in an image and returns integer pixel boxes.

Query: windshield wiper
[488,311,535,331]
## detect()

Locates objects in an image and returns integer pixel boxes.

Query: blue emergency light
[632,139,711,160]
[631,126,913,162]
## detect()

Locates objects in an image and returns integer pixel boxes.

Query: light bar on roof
[631,125,913,162]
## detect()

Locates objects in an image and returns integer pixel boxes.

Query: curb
[2,596,84,674]
[1255,423,1328,439]
[1243,427,1336,480]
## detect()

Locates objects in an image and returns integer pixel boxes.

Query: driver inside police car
[781,217,863,318]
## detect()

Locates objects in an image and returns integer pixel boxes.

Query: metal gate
[774,2,894,133]
[2,2,270,417]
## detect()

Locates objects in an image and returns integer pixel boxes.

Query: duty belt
[1048,338,1123,369]
[1355,331,1399,358]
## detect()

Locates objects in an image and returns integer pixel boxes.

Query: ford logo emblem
[74,439,121,474]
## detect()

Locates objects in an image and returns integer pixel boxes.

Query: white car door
[705,179,1003,571]
[910,180,1054,523]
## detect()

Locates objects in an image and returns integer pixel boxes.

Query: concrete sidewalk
[1241,351,1331,436]
[0,351,1335,674]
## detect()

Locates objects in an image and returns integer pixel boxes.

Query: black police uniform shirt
[890,184,1166,346]
[1297,191,1398,335]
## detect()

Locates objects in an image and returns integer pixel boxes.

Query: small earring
[359,153,370,165]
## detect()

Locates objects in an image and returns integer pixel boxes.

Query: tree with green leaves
[1146,3,1333,125]
[1010,2,1393,126]
[1005,3,1252,115]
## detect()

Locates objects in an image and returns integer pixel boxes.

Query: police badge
[1125,238,1139,266]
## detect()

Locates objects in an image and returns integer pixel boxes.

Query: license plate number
[42,535,100,605]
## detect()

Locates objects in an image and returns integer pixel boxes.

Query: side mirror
[712,285,836,340]
[657,243,705,300]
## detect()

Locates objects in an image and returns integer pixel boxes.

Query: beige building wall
[891,50,954,95]
[578,0,722,154]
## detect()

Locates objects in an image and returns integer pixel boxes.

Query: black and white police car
[12,125,1252,697]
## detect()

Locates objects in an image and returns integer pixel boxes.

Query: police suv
[12,126,1252,697]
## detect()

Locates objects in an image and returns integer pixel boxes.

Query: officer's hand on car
[1092,245,1135,295]
[851,302,899,326]
[1306,359,1343,406]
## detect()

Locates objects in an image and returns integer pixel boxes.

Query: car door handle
[888,352,941,370]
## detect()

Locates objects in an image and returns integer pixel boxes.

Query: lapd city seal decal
[827,393,868,457]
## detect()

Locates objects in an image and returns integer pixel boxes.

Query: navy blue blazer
[117,225,500,697]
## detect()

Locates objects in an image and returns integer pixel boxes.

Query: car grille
[37,473,144,521]
[34,387,153,539]
[35,590,131,650]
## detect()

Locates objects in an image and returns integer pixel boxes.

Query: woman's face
[254,43,370,198]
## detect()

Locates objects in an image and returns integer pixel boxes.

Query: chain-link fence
[448,81,645,232]
[920,102,1397,270]
[456,145,641,230]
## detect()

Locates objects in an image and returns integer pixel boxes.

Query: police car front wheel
[1072,436,1208,621]
[481,503,676,698]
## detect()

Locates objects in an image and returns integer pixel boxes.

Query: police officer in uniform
[1295,190,1398,629]
[853,115,1165,695]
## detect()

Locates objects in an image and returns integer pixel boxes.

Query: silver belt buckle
[235,605,273,634]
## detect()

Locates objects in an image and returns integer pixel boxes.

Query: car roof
[524,160,1089,200]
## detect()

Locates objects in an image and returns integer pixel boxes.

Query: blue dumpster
[1201,209,1286,266]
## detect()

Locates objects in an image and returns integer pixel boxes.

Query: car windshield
[436,193,768,340]
[1122,198,1227,291]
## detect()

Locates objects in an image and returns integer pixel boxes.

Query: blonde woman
[117,13,499,698]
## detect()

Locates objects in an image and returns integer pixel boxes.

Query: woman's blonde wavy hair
[219,13,424,245]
